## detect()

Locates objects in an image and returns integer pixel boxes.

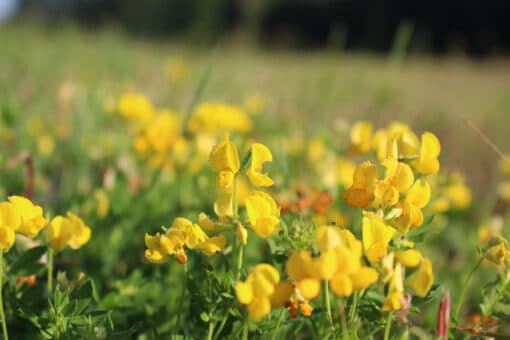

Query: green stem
[271,309,286,340]
[338,298,349,340]
[383,312,393,340]
[236,244,244,281]
[206,318,215,340]
[242,315,249,340]
[0,252,8,340]
[175,262,188,336]
[212,309,229,340]
[47,247,54,296]
[232,175,238,219]
[324,280,334,333]
[349,291,359,322]
[453,257,483,321]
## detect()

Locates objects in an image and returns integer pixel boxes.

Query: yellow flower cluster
[47,212,92,252]
[117,92,154,123]
[0,196,48,250]
[343,121,438,310]
[188,102,252,135]
[145,217,227,264]
[287,226,378,299]
[209,133,279,239]
[235,264,293,321]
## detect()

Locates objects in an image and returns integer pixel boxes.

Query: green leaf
[71,280,93,300]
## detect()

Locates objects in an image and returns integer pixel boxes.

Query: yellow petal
[198,235,227,255]
[330,273,353,297]
[298,278,321,300]
[145,248,167,264]
[270,282,293,308]
[246,143,273,187]
[316,225,342,253]
[317,250,338,280]
[236,281,254,305]
[407,258,434,297]
[383,291,404,311]
[343,162,377,208]
[407,179,431,208]
[395,249,421,267]
[351,267,379,291]
[0,227,15,251]
[47,215,72,252]
[391,162,414,192]
[66,212,91,250]
[248,297,271,321]
[214,186,234,217]
[287,250,313,282]
[197,213,219,232]
[0,202,21,231]
[209,133,240,173]
[350,121,373,153]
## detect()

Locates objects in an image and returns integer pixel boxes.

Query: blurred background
[0,0,510,194]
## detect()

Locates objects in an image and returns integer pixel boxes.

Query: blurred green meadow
[0,22,509,338]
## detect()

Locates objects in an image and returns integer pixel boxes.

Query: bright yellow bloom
[316,225,343,253]
[246,143,273,187]
[133,110,181,155]
[286,250,322,299]
[372,123,419,160]
[413,132,441,175]
[0,202,20,251]
[374,158,414,208]
[407,258,434,297]
[336,157,356,188]
[188,102,252,135]
[8,196,48,238]
[343,161,378,208]
[236,264,292,321]
[245,191,280,238]
[383,263,404,311]
[392,179,431,233]
[210,133,240,217]
[483,237,509,266]
[362,211,395,264]
[395,249,421,267]
[117,92,154,123]
[47,212,91,252]
[350,121,373,153]
[145,217,227,264]
[197,213,220,233]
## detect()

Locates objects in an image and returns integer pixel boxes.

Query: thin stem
[47,247,54,296]
[175,262,188,336]
[271,309,286,340]
[212,309,230,340]
[338,298,349,340]
[453,257,483,320]
[206,318,215,340]
[349,291,359,322]
[0,252,8,340]
[324,280,334,333]
[383,312,393,340]
[242,315,249,340]
[236,244,244,281]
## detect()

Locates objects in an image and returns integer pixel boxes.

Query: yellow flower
[188,102,252,135]
[336,157,356,188]
[0,202,20,251]
[117,92,154,123]
[236,264,291,321]
[407,258,434,297]
[383,263,404,311]
[236,222,248,245]
[316,225,343,253]
[246,143,273,187]
[412,132,441,175]
[372,123,419,160]
[47,212,91,252]
[172,217,208,249]
[197,235,227,255]
[245,191,280,238]
[197,213,220,233]
[342,161,378,208]
[392,179,431,233]
[362,212,395,264]
[350,121,373,153]
[286,250,322,299]
[8,196,48,238]
[374,158,414,208]
[484,237,509,265]
[395,249,421,267]
[210,133,240,217]
[134,110,181,155]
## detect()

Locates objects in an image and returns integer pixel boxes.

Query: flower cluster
[47,212,92,252]
[0,196,48,250]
